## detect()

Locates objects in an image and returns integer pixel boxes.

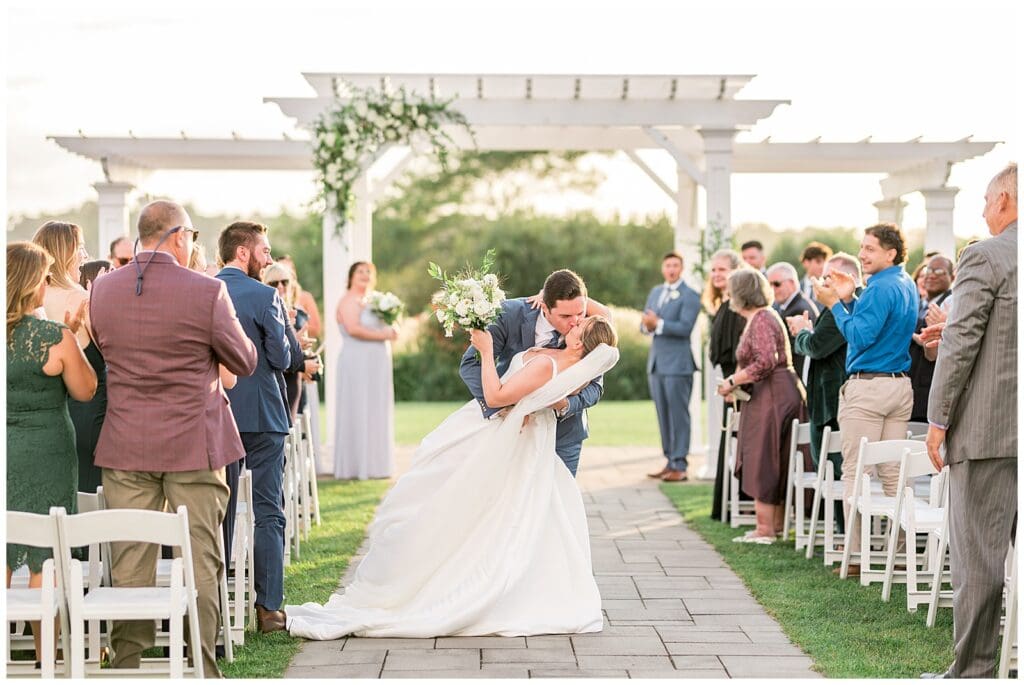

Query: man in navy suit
[460,269,604,477]
[641,252,701,481]
[216,221,305,633]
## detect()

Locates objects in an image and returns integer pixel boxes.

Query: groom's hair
[542,269,587,309]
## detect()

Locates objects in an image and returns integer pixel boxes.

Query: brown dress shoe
[256,604,288,633]
[647,466,671,479]
[661,470,688,482]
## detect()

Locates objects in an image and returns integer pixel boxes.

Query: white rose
[354,100,369,117]
[483,273,498,287]
[670,290,680,300]
[435,309,446,323]
[492,288,506,302]
[389,101,404,117]
[416,114,428,127]
[384,127,398,141]
[458,317,472,327]
[342,147,357,162]
[473,300,493,317]
[325,132,337,148]
[454,300,470,317]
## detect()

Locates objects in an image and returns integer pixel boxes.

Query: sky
[4,0,1019,239]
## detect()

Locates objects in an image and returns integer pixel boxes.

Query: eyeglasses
[922,267,949,276]
[268,279,290,288]
[169,226,200,240]
[769,281,784,287]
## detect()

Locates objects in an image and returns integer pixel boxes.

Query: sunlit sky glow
[5,0,1019,239]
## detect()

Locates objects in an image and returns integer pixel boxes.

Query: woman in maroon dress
[717,268,805,544]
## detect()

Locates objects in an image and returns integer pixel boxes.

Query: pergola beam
[642,126,705,186]
[265,96,788,129]
[623,150,676,201]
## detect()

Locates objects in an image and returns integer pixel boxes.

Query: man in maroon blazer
[89,199,257,678]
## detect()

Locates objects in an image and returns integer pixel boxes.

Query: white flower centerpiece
[313,82,473,231]
[428,249,506,338]
[365,290,405,326]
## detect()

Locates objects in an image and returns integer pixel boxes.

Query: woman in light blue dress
[333,261,397,479]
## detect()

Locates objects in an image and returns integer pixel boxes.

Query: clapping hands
[64,297,88,335]
[786,311,812,336]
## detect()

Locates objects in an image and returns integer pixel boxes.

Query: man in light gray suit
[923,162,1017,679]
[641,252,701,482]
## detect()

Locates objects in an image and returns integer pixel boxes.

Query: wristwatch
[555,402,570,419]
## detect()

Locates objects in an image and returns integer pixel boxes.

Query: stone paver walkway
[285,446,819,678]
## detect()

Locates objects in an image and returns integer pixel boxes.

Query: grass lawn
[659,482,955,678]
[391,400,663,446]
[220,478,389,678]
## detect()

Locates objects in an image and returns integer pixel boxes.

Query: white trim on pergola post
[50,72,999,476]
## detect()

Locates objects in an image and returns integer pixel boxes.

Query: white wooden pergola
[51,72,998,475]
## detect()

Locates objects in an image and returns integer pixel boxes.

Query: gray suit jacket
[643,281,701,375]
[928,222,1017,463]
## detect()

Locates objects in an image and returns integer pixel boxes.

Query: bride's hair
[581,316,618,355]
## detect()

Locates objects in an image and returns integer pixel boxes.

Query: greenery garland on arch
[312,84,473,232]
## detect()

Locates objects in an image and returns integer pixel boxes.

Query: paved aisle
[285,446,819,678]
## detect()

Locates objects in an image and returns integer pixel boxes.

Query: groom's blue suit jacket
[459,298,603,459]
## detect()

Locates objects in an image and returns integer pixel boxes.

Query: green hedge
[393,307,654,401]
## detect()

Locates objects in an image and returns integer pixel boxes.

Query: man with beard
[216,221,304,632]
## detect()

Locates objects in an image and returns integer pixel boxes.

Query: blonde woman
[7,242,96,664]
[263,262,318,420]
[32,221,108,493]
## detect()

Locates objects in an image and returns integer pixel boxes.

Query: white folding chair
[5,509,70,678]
[294,416,313,540]
[999,531,1019,678]
[232,469,257,634]
[782,420,815,546]
[724,408,756,528]
[154,529,234,662]
[300,410,322,527]
[75,489,113,665]
[803,427,845,562]
[839,438,928,582]
[283,428,301,563]
[881,448,947,605]
[56,506,204,678]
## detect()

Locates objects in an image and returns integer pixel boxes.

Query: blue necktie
[544,330,561,349]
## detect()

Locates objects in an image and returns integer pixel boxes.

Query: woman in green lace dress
[6,241,96,659]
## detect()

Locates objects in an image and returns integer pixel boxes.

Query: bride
[286,315,619,640]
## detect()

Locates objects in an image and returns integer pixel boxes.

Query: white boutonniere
[669,290,680,300]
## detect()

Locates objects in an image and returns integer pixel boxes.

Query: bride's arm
[584,297,611,319]
[470,330,551,407]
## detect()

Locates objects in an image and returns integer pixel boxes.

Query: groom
[460,269,604,477]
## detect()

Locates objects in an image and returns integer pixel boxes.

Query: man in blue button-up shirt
[815,223,918,577]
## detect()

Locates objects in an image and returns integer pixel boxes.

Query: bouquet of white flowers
[365,290,405,326]
[428,249,506,337]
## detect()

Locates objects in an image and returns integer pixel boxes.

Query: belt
[849,371,909,380]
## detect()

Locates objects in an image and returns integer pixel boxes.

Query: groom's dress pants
[556,445,583,477]
[649,372,693,471]
[242,431,287,611]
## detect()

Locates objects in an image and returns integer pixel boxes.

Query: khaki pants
[102,467,230,679]
[837,376,913,555]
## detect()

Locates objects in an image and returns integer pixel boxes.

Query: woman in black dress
[704,249,747,520]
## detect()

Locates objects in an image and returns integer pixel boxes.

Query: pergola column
[699,128,737,239]
[93,182,134,258]
[920,187,959,259]
[873,197,908,227]
[673,173,705,462]
[321,196,354,457]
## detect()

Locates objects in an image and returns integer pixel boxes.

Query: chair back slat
[794,421,811,445]
[76,491,103,513]
[7,509,61,547]
[57,506,189,549]
[859,439,926,467]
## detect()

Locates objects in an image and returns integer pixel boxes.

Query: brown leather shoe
[647,467,671,479]
[256,604,287,633]
[661,470,688,482]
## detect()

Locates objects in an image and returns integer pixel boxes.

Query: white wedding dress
[286,343,619,640]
